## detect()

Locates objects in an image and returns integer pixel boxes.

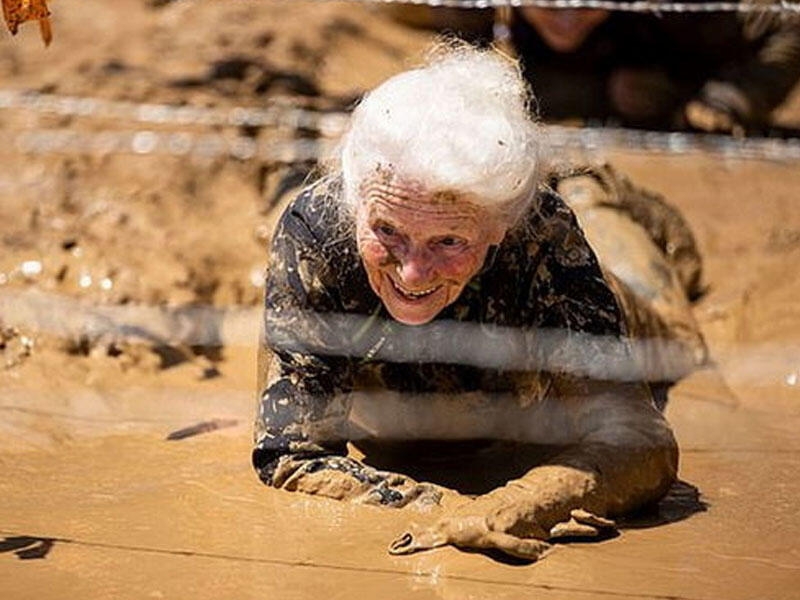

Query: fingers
[274,455,445,508]
[442,515,550,559]
[280,456,384,500]
[271,456,305,488]
[388,527,448,555]
[398,482,443,507]
[481,531,552,560]
[570,508,616,529]
[549,509,617,539]
[388,532,416,554]
[549,518,601,539]
[390,505,615,560]
[360,480,443,508]
[389,516,551,561]
[388,516,485,555]
[388,525,551,561]
[285,468,370,500]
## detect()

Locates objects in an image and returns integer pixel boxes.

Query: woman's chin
[384,300,442,326]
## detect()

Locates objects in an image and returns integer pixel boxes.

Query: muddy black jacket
[251,174,638,485]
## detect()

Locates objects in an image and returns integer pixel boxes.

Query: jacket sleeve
[453,376,678,541]
[252,195,352,485]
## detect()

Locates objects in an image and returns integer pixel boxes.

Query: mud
[1,0,800,598]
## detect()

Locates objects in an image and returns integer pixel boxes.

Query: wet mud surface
[1,1,800,598]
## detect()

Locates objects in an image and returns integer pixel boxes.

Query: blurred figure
[519,7,610,53]
[512,3,800,132]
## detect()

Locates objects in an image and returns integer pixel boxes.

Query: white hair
[339,43,546,224]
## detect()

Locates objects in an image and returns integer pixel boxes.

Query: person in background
[512,2,800,132]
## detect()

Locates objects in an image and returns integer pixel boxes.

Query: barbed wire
[0,89,349,135]
[2,90,800,161]
[2,289,798,388]
[0,128,334,162]
[2,123,800,162]
[335,0,800,13]
[546,124,800,160]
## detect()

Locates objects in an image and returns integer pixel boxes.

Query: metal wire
[2,90,800,161]
[545,124,800,160]
[331,0,800,13]
[1,123,799,162]
[0,89,348,135]
[0,128,333,162]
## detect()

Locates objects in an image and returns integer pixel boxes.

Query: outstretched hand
[389,514,552,560]
[388,504,616,561]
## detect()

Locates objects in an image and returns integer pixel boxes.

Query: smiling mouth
[388,277,442,301]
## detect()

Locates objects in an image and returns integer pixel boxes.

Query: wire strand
[319,0,800,14]
[2,90,800,162]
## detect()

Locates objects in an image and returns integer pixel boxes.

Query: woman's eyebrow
[371,216,399,228]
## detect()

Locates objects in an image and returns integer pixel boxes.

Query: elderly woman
[253,45,706,560]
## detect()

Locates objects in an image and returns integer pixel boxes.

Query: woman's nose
[395,247,434,286]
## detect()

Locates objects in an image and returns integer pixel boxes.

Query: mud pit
[1,1,800,598]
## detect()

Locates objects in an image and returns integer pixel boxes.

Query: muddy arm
[391,378,677,559]
[253,188,353,487]
[254,189,440,506]
[252,349,349,486]
[486,378,678,530]
[253,349,439,507]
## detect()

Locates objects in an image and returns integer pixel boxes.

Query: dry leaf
[2,0,52,46]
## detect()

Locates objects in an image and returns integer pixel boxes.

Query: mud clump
[0,325,34,369]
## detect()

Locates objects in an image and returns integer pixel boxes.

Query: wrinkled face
[520,8,610,53]
[355,178,507,326]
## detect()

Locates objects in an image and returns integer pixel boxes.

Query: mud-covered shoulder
[271,176,347,251]
[499,183,625,338]
[267,175,377,323]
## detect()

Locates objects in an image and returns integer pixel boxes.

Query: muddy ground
[0,1,799,598]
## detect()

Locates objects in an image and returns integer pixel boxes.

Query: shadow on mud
[0,536,56,560]
[358,440,565,496]
[360,441,707,532]
[619,480,708,529]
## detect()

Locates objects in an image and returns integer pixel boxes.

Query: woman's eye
[438,236,464,247]
[376,224,396,237]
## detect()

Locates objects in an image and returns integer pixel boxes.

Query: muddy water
[1,386,799,600]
